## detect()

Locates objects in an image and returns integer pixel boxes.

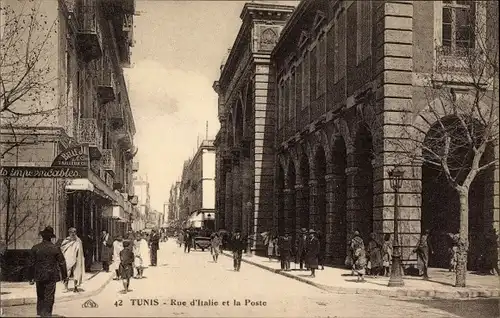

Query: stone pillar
[345,154,364,239]
[283,188,294,234]
[224,169,233,232]
[216,167,226,230]
[295,184,304,236]
[325,173,347,265]
[241,156,253,238]
[308,179,318,230]
[232,159,242,232]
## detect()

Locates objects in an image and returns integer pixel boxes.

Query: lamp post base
[388,254,405,287]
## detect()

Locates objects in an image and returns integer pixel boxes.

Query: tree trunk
[455,189,469,287]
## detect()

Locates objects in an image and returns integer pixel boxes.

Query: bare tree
[390,2,498,287]
[0,0,58,158]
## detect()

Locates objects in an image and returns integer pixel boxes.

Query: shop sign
[51,144,89,168]
[0,166,88,179]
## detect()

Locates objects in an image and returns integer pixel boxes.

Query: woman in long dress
[413,229,432,279]
[210,233,222,263]
[112,236,124,280]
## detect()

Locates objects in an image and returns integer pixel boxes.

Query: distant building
[167,181,181,223]
[179,140,216,230]
[132,175,151,231]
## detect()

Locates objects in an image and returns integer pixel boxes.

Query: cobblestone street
[3,241,499,318]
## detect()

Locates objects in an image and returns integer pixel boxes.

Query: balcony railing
[76,5,102,62]
[101,149,116,176]
[108,101,125,129]
[98,65,116,103]
[78,118,103,159]
[114,125,133,149]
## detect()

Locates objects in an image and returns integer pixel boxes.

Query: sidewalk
[222,251,500,300]
[0,264,114,307]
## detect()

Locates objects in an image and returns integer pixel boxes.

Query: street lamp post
[388,166,405,287]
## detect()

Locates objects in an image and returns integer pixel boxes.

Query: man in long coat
[279,232,292,271]
[232,229,246,271]
[296,228,308,270]
[28,226,68,317]
[149,229,160,266]
[305,229,320,278]
[100,229,112,272]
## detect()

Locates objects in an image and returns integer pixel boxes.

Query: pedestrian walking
[119,240,134,294]
[82,230,94,273]
[28,226,68,318]
[149,229,160,266]
[101,229,112,272]
[413,229,432,279]
[184,230,192,253]
[296,228,308,270]
[278,232,292,271]
[112,236,124,280]
[382,234,393,277]
[350,231,365,276]
[60,227,85,293]
[210,232,222,263]
[232,230,246,271]
[133,233,149,279]
[305,229,320,278]
[177,231,184,248]
[267,235,277,261]
[366,233,383,277]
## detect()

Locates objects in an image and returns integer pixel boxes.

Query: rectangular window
[284,79,289,121]
[303,52,310,108]
[334,12,346,83]
[442,1,475,56]
[317,36,326,96]
[356,1,372,65]
[310,45,317,99]
[296,62,303,110]
[289,71,295,120]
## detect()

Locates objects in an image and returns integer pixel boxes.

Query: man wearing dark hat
[279,232,292,271]
[28,226,68,317]
[296,228,308,270]
[305,229,320,278]
[231,229,246,271]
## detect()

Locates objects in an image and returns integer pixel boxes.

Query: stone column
[295,183,304,236]
[308,179,318,230]
[283,188,294,234]
[241,155,252,238]
[345,156,363,239]
[232,157,242,231]
[224,169,233,232]
[325,173,347,265]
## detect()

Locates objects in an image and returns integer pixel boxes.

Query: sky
[124,0,298,212]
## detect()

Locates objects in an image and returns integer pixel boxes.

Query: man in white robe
[60,227,85,292]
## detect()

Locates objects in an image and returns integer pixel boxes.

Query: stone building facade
[180,140,216,230]
[0,0,138,278]
[168,181,182,222]
[214,3,295,253]
[216,0,499,266]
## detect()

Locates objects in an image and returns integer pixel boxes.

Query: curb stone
[222,252,500,300]
[1,272,114,307]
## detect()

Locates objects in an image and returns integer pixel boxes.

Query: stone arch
[243,81,254,140]
[313,143,328,259]
[298,148,310,230]
[233,100,244,146]
[329,133,348,264]
[348,122,375,242]
[286,157,297,242]
[276,162,285,236]
[420,115,496,270]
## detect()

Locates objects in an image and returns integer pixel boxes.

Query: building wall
[271,0,499,267]
[0,0,138,254]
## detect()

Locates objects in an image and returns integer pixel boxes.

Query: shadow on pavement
[405,298,500,318]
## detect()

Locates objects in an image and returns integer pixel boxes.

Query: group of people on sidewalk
[263,229,322,278]
[27,226,164,317]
